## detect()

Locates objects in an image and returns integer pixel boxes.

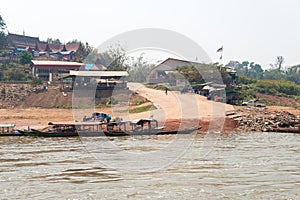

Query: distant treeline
[227,58,300,85]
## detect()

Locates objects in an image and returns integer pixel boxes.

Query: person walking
[165,87,168,95]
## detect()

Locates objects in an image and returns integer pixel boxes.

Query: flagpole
[216,45,223,65]
[220,53,223,65]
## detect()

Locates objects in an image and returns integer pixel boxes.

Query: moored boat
[0,124,24,136]
[21,122,103,137]
[270,127,300,134]
[21,119,200,137]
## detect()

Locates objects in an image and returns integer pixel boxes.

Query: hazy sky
[1,0,300,68]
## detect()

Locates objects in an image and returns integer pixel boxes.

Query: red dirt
[163,117,237,133]
[257,93,300,108]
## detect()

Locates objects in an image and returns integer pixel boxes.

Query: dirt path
[128,83,234,120]
[127,83,236,132]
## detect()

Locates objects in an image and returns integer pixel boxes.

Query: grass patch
[129,105,156,113]
[134,99,150,106]
[104,104,112,108]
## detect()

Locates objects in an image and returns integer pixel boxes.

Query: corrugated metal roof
[153,58,201,71]
[31,60,84,66]
[0,124,15,128]
[69,70,128,77]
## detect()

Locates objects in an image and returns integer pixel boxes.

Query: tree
[0,15,7,50]
[264,68,284,80]
[270,56,285,70]
[286,65,300,84]
[227,60,263,79]
[263,56,285,80]
[176,65,203,84]
[249,62,263,79]
[73,42,93,63]
[106,44,128,71]
[46,38,62,44]
[127,54,154,83]
[67,39,79,44]
[0,15,6,30]
[19,51,33,65]
[85,49,111,66]
[86,44,129,70]
[0,31,7,49]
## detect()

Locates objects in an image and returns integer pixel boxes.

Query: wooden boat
[0,132,25,137]
[0,124,24,136]
[21,119,200,137]
[271,127,300,134]
[21,122,104,137]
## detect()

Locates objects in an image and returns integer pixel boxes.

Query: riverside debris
[234,107,300,132]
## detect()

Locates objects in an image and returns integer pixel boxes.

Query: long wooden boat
[21,122,103,137]
[0,132,25,137]
[103,127,200,137]
[21,119,200,137]
[22,128,199,137]
[271,127,300,134]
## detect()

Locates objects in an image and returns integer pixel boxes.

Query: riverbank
[0,107,237,133]
[1,83,300,133]
[2,105,300,134]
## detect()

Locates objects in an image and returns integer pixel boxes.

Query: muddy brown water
[0,132,299,199]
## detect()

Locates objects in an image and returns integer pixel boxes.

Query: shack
[61,70,129,99]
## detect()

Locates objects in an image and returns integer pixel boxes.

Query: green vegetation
[85,43,128,71]
[46,38,62,44]
[134,99,150,106]
[255,80,300,96]
[231,61,264,79]
[72,42,93,63]
[0,15,7,50]
[227,57,300,104]
[127,54,155,83]
[238,76,300,99]
[166,63,233,86]
[228,56,300,86]
[19,51,33,65]
[0,62,37,83]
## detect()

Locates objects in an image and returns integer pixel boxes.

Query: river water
[0,132,299,199]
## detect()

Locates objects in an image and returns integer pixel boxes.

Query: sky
[1,0,300,68]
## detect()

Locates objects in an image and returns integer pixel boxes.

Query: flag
[216,46,223,53]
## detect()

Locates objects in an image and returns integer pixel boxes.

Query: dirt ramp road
[128,83,234,120]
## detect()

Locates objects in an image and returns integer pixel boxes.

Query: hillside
[17,88,72,108]
[257,93,300,108]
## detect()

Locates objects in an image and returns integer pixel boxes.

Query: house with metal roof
[31,60,84,81]
[148,58,201,83]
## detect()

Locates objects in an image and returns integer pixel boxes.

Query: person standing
[165,87,168,95]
